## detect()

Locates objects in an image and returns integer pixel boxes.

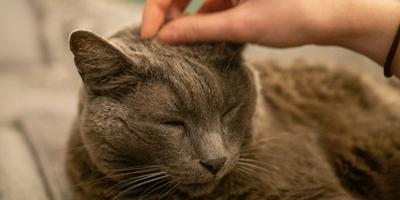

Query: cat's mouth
[178,181,219,196]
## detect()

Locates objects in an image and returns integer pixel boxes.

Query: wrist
[317,0,400,66]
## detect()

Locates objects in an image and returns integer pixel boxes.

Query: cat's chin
[178,181,219,197]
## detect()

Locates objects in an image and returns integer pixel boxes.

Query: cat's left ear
[69,30,133,92]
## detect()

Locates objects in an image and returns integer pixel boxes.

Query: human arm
[141,0,400,77]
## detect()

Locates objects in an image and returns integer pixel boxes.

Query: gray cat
[67,25,400,200]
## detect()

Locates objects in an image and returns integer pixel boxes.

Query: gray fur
[67,25,400,200]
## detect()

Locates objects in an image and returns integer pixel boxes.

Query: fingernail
[141,30,153,39]
[140,22,152,39]
[141,7,159,39]
[140,29,149,39]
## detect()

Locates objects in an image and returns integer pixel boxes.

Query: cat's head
[69,26,256,197]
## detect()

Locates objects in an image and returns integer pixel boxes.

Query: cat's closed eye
[222,103,241,118]
[162,120,185,128]
[161,120,187,134]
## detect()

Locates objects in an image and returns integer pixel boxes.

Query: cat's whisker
[111,174,170,200]
[236,166,266,188]
[236,165,272,187]
[159,182,178,200]
[107,170,159,179]
[138,181,166,200]
[139,179,174,200]
[236,166,262,181]
[87,168,162,187]
[82,175,111,187]
[80,169,163,188]
[241,137,282,152]
[106,172,165,195]
[239,154,283,166]
[72,172,117,188]
[238,161,273,174]
[87,166,161,183]
[236,167,251,178]
[239,158,281,171]
[239,158,270,167]
[106,172,166,197]
[237,161,273,175]
[238,153,260,159]
[236,166,280,196]
[104,165,161,173]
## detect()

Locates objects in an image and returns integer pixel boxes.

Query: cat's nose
[199,157,227,175]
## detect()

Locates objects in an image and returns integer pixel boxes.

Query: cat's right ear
[69,30,133,92]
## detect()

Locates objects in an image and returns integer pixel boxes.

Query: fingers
[141,0,249,43]
[141,0,171,38]
[168,0,191,19]
[157,7,247,43]
[141,0,191,39]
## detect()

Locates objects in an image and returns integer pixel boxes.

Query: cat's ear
[69,30,133,92]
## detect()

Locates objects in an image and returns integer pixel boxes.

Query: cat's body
[67,26,400,200]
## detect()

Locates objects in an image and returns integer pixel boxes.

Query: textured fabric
[0,111,74,200]
[0,126,49,200]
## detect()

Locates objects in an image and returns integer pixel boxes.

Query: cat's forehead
[102,26,249,110]
[107,26,244,67]
[103,28,216,107]
[106,27,245,86]
[108,27,188,57]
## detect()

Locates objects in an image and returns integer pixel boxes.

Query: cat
[67,25,400,200]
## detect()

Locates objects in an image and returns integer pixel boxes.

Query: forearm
[321,0,400,75]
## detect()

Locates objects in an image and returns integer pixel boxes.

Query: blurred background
[0,0,393,199]
[0,0,385,127]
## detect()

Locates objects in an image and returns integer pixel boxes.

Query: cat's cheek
[224,115,252,145]
[227,132,245,149]
[222,116,243,136]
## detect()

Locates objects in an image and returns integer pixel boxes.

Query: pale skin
[141,0,400,78]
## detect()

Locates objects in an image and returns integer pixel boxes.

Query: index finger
[141,0,173,39]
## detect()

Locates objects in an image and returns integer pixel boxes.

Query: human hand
[141,0,400,76]
[141,0,341,47]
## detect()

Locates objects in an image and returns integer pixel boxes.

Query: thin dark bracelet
[384,24,400,78]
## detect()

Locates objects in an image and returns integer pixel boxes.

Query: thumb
[157,7,249,43]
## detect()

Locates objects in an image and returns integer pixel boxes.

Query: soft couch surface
[0,111,74,200]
